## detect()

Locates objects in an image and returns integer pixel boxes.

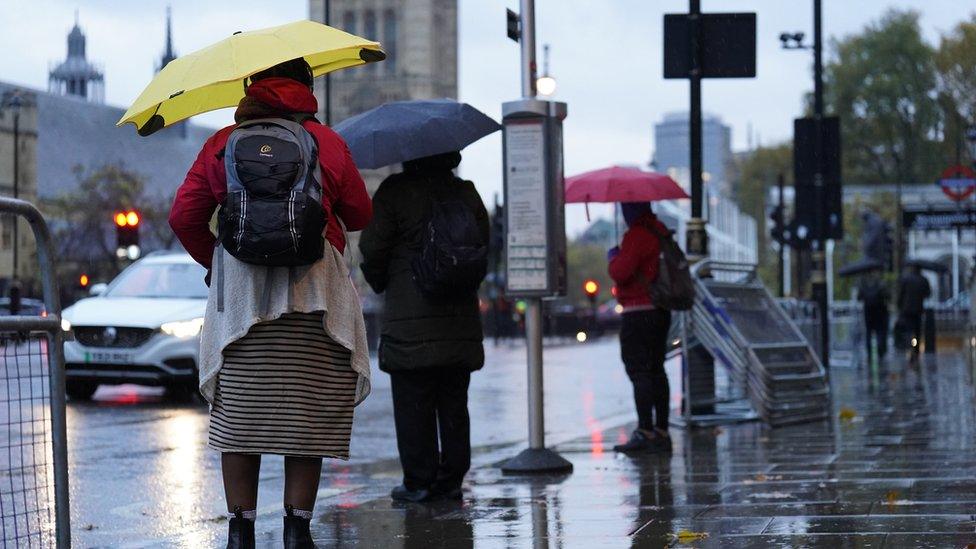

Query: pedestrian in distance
[608,202,674,454]
[359,151,489,503]
[857,272,890,365]
[897,264,931,361]
[169,58,373,549]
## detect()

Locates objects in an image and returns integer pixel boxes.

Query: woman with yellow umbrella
[123,21,384,548]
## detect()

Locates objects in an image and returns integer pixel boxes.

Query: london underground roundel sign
[939,164,976,202]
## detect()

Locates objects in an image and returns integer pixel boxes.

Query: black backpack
[217,117,327,266]
[647,226,695,311]
[411,190,488,299]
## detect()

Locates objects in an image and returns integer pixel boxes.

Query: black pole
[12,108,18,281]
[324,0,332,126]
[810,0,830,366]
[686,0,708,257]
[778,173,786,297]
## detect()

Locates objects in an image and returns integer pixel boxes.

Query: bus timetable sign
[939,164,976,202]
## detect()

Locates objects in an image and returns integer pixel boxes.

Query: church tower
[157,6,177,72]
[308,0,458,125]
[156,6,186,137]
[48,12,105,103]
[308,0,458,195]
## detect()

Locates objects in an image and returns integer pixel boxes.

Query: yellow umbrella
[117,19,385,136]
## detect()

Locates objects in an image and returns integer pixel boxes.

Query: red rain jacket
[169,78,372,270]
[608,213,666,310]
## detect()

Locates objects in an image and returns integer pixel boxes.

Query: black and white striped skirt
[208,312,357,458]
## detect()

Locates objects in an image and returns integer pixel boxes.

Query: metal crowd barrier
[682,261,830,427]
[0,198,69,547]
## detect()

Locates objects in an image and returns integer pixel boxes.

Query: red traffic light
[583,279,600,297]
[79,274,89,287]
[114,211,140,227]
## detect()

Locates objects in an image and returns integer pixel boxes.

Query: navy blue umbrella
[332,99,502,169]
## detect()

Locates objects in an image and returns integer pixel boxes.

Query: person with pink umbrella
[608,202,674,453]
[565,166,687,454]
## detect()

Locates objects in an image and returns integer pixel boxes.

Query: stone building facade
[308,0,459,193]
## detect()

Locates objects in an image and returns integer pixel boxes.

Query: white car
[61,252,208,401]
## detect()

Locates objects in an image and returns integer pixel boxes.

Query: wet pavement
[62,342,976,547]
[67,338,666,547]
[299,352,976,548]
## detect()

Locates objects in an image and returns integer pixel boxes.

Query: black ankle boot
[283,505,316,549]
[227,507,255,549]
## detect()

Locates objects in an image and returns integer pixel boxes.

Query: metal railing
[0,198,69,547]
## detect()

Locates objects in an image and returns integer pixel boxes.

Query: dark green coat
[359,168,489,373]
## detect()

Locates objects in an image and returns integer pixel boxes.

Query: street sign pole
[686,0,707,259]
[500,0,572,475]
[810,0,830,368]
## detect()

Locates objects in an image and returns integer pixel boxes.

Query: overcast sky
[1,0,971,235]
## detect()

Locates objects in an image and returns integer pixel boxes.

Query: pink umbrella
[565,166,689,204]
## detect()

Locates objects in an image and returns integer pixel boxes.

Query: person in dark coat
[359,151,489,502]
[608,202,673,454]
[897,265,931,358]
[857,273,889,364]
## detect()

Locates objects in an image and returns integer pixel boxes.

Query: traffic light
[78,274,89,288]
[768,204,785,245]
[114,210,141,259]
[583,279,600,306]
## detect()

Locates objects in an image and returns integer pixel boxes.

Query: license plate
[85,351,133,365]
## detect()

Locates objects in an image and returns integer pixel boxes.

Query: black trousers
[390,368,471,492]
[620,309,672,431]
[864,312,888,363]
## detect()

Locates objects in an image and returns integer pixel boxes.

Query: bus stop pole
[526,300,545,449]
[500,0,572,474]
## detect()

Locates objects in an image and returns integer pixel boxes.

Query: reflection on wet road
[67,338,653,546]
[61,342,976,546]
[307,353,976,547]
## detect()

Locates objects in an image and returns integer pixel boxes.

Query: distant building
[308,0,459,192]
[652,112,732,197]
[0,13,212,289]
[48,13,105,104]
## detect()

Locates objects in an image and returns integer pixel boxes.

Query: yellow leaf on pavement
[672,530,709,543]
[839,407,857,422]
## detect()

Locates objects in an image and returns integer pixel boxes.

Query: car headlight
[60,318,71,332]
[160,317,204,339]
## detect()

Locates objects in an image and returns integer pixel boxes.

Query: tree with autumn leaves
[733,10,976,296]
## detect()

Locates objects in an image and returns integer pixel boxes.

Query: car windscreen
[105,262,208,299]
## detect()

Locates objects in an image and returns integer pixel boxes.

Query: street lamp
[536,44,556,97]
[0,90,24,281]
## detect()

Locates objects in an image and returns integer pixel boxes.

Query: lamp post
[536,44,557,97]
[1,90,23,281]
[780,0,830,366]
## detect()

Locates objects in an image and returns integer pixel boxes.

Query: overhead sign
[939,164,976,202]
[663,13,757,79]
[903,206,976,231]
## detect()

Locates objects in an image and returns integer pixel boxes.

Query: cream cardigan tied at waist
[198,245,371,405]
